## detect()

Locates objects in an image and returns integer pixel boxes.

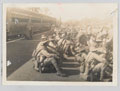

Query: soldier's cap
[41,35,47,39]
[61,33,65,37]
[95,38,103,42]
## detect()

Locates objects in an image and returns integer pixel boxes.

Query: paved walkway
[7,58,85,81]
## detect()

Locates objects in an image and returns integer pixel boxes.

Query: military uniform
[83,35,107,81]
[32,38,66,77]
[32,40,48,71]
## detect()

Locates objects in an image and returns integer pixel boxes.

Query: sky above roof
[36,3,117,22]
[6,3,117,22]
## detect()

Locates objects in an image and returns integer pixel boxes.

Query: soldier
[74,41,89,73]
[63,40,77,56]
[32,35,48,71]
[32,35,66,77]
[82,34,107,81]
[57,33,66,52]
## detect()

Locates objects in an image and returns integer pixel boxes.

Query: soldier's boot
[51,58,67,77]
[81,63,89,80]
[80,61,85,73]
[34,56,42,71]
[99,64,106,81]
[56,72,67,77]
[34,60,39,71]
[38,56,46,73]
[83,63,89,75]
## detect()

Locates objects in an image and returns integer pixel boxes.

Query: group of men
[32,25,113,81]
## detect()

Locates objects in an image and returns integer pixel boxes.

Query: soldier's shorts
[43,57,58,66]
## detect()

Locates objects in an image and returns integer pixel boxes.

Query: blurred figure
[32,35,66,77]
[82,34,107,81]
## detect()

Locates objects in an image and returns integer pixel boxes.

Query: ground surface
[7,31,85,81]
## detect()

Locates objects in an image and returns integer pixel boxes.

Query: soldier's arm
[33,46,44,57]
[47,47,59,55]
[63,54,75,61]
[70,46,76,56]
[41,49,55,58]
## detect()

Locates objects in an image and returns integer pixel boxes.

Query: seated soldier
[74,42,89,73]
[56,35,67,60]
[82,35,107,81]
[89,36,113,81]
[62,40,77,61]
[32,35,66,77]
[32,35,48,71]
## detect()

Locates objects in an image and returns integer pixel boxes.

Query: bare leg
[44,57,66,77]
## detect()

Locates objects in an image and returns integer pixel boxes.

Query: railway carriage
[6,8,56,40]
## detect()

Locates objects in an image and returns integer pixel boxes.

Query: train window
[42,20,48,23]
[12,17,29,23]
[31,19,41,23]
[20,18,29,22]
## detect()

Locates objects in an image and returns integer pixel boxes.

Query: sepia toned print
[2,3,118,85]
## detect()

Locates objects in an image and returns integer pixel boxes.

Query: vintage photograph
[2,3,118,85]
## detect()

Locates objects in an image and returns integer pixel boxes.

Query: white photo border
[2,3,118,86]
